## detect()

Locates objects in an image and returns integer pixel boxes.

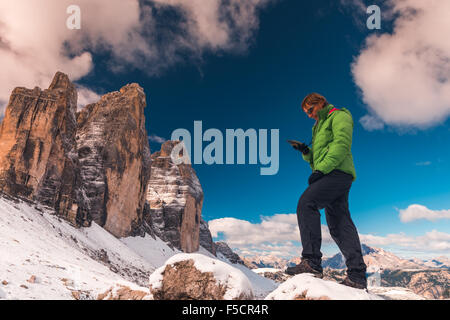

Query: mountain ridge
[240,244,449,272]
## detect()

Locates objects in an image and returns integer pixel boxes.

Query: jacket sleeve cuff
[302,152,312,162]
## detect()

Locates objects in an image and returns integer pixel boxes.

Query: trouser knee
[298,191,315,212]
[328,226,339,239]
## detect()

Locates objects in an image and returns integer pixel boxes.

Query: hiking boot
[340,276,367,289]
[285,259,323,278]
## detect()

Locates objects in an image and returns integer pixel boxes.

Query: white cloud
[352,0,450,129]
[0,0,133,113]
[77,86,101,110]
[148,134,167,144]
[209,214,333,258]
[0,0,272,114]
[359,114,385,131]
[415,161,431,166]
[360,230,450,253]
[340,0,366,11]
[209,213,450,259]
[399,204,450,223]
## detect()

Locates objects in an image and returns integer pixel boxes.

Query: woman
[286,93,368,289]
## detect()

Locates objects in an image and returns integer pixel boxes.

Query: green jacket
[302,104,356,181]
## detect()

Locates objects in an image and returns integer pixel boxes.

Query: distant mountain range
[323,244,450,272]
[242,244,450,272]
[241,255,296,270]
[242,244,449,300]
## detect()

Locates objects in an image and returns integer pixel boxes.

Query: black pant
[296,170,367,282]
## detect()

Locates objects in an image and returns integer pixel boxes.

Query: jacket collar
[317,104,334,121]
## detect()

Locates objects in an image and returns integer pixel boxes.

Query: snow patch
[0,196,177,299]
[120,234,180,268]
[265,274,383,300]
[368,286,426,300]
[252,268,282,274]
[214,251,278,299]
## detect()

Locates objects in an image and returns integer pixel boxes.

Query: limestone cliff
[146,140,203,253]
[76,83,151,237]
[0,72,83,223]
[0,72,151,237]
[199,218,216,256]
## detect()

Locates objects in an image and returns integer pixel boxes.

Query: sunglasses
[305,105,315,115]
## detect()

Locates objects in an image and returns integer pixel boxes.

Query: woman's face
[303,103,320,120]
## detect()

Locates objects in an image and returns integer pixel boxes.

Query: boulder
[149,253,253,300]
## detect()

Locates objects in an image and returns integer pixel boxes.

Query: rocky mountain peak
[120,82,144,94]
[156,140,178,157]
[48,71,74,90]
[361,243,377,255]
[215,241,245,265]
[0,71,80,221]
[0,72,151,238]
[76,81,151,237]
[145,140,203,253]
[47,72,77,115]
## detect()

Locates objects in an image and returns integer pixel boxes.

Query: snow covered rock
[97,283,153,300]
[265,274,383,300]
[149,253,254,300]
[198,247,279,300]
[146,141,203,252]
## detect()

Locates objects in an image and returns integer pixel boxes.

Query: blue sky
[1,0,449,259]
[82,0,450,259]
[141,1,450,259]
